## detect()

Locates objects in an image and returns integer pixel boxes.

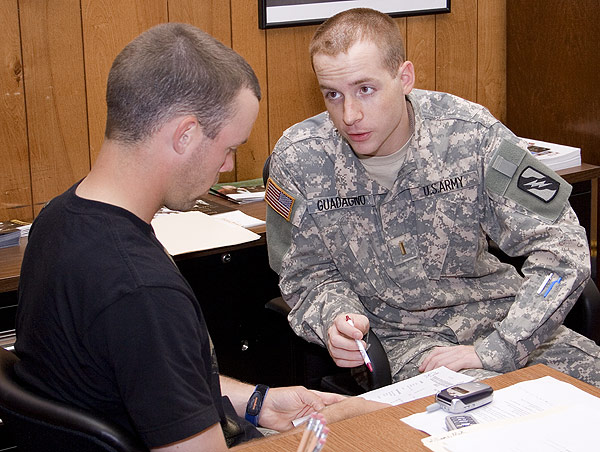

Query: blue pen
[543,276,562,298]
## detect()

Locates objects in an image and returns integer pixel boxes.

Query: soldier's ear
[398,61,415,95]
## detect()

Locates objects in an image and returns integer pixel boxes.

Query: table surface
[231,364,600,452]
[1,163,599,293]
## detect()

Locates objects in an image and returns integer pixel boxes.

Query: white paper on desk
[402,376,599,437]
[291,366,473,428]
[359,367,475,405]
[212,210,266,229]
[151,211,260,255]
[422,400,600,452]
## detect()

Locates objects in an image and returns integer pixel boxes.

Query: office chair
[265,296,392,395]
[0,347,148,452]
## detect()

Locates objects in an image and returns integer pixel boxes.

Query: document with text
[401,375,600,452]
[359,366,474,406]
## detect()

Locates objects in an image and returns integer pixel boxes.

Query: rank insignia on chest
[517,167,560,203]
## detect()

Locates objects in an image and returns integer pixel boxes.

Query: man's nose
[343,98,363,125]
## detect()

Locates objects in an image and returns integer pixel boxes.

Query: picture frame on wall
[259,0,451,29]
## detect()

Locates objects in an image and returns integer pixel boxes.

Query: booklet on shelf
[209,178,265,204]
[522,137,581,172]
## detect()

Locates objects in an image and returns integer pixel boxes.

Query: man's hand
[326,313,370,368]
[259,387,345,431]
[419,345,483,373]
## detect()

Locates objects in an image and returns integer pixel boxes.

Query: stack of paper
[401,376,600,452]
[0,221,24,249]
[523,137,581,171]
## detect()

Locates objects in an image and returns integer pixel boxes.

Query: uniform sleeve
[476,129,591,372]
[266,140,365,346]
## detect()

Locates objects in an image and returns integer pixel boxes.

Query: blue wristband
[245,384,269,426]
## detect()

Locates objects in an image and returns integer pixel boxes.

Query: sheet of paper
[212,210,266,229]
[422,400,600,452]
[292,367,473,428]
[151,211,260,255]
[402,375,599,437]
[359,366,475,406]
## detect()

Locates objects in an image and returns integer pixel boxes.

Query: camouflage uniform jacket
[266,89,590,374]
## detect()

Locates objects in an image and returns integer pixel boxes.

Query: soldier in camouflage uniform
[265,8,600,386]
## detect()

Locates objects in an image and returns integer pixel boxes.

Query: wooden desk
[231,364,600,452]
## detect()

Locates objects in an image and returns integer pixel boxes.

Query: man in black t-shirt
[15,23,383,452]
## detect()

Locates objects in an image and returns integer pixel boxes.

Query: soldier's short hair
[105,22,261,144]
[309,8,406,76]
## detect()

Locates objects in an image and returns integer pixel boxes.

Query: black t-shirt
[14,183,261,448]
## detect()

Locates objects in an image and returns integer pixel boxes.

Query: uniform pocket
[316,208,388,297]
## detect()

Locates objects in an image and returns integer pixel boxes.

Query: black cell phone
[435,381,493,413]
[445,414,479,430]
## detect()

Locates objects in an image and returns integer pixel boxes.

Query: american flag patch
[265,178,295,221]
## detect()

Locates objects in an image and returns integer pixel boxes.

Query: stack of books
[523,138,581,171]
[0,221,23,249]
[209,178,265,204]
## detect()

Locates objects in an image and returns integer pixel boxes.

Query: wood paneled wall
[0,0,506,222]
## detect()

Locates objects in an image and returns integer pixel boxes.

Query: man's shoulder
[279,111,335,145]
[411,89,498,127]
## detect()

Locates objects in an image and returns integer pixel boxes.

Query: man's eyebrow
[319,78,376,91]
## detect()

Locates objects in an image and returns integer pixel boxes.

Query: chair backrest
[0,348,148,452]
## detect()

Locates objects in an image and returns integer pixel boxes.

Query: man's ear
[172,116,200,155]
[398,60,415,95]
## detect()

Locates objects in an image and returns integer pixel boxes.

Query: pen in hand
[345,315,373,372]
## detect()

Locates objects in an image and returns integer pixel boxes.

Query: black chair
[0,347,148,452]
[265,296,392,395]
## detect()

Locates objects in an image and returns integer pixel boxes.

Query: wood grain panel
[231,0,269,181]
[20,0,89,216]
[406,14,436,91]
[477,0,506,122]
[266,25,323,150]
[0,0,31,222]
[507,0,600,165]
[82,0,167,163]
[168,0,231,46]
[435,0,478,101]
[0,1,509,221]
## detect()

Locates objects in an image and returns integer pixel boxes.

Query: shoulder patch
[265,177,295,222]
[486,140,572,222]
[517,167,560,203]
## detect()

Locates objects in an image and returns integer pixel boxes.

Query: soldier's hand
[419,345,483,373]
[326,313,370,368]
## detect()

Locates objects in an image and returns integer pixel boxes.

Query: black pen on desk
[345,315,373,372]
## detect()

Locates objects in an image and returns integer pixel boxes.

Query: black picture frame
[259,0,450,29]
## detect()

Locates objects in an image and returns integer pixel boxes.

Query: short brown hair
[309,8,406,75]
[105,23,261,143]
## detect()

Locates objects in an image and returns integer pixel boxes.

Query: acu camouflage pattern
[266,89,600,385]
